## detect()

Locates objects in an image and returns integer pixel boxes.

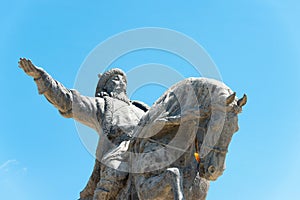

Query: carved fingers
[18,58,43,79]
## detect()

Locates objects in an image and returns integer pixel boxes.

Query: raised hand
[18,58,44,79]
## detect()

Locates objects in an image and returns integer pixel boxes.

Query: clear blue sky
[1,0,300,199]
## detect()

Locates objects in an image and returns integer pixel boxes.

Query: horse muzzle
[203,165,224,181]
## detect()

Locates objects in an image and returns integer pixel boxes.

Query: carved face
[104,74,127,94]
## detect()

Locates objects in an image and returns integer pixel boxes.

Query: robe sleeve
[34,70,104,130]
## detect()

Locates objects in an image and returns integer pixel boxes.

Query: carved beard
[110,91,130,104]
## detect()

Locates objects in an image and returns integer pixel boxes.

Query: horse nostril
[208,166,216,174]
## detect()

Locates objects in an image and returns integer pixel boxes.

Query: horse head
[198,93,247,181]
[129,78,247,200]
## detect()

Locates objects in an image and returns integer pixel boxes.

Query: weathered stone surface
[103,77,247,199]
[18,58,246,200]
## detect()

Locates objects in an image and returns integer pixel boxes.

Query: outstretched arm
[18,58,101,129]
[19,58,73,116]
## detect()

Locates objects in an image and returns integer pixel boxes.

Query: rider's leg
[135,167,185,200]
[165,168,185,200]
[93,166,128,200]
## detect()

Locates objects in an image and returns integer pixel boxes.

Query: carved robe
[33,71,146,199]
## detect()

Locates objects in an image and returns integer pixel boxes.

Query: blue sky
[1,0,300,199]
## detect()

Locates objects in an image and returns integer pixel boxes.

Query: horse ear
[226,92,236,105]
[237,94,247,107]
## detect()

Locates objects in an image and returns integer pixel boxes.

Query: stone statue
[19,58,247,200]
[98,77,247,200]
[18,58,149,200]
[128,78,247,199]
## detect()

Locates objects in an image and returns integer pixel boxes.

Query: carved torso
[103,97,145,145]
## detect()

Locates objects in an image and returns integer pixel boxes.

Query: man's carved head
[95,68,127,97]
